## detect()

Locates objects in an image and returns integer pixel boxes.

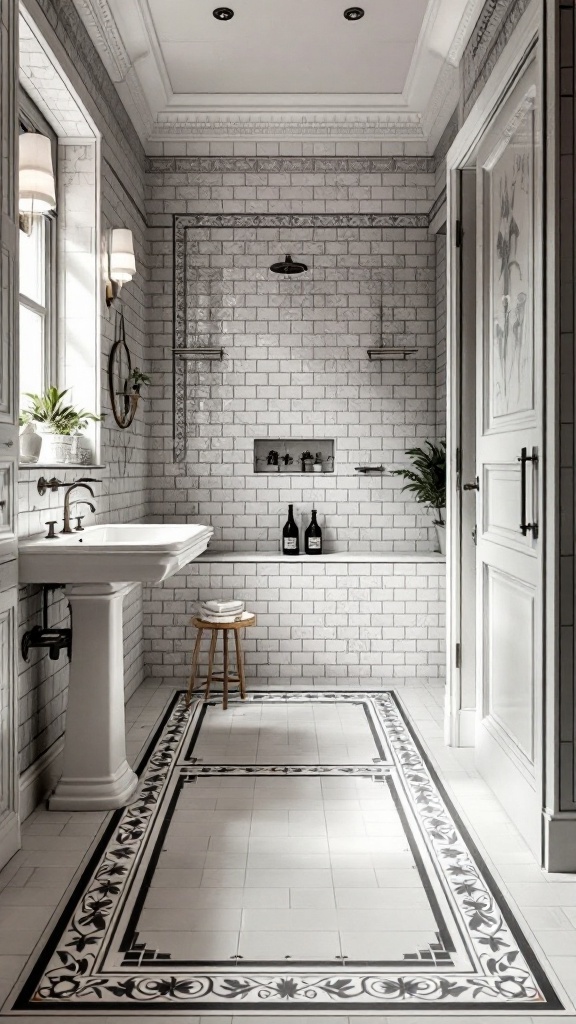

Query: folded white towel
[203,599,245,614]
[198,609,253,624]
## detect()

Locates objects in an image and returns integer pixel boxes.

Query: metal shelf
[367,348,418,361]
[173,347,224,361]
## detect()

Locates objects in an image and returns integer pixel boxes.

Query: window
[18,95,57,416]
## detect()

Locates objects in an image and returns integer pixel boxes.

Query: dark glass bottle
[282,504,299,555]
[305,509,322,555]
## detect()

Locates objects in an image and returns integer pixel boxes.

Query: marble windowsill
[197,550,445,564]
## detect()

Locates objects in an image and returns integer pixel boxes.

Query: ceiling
[146,0,428,95]
[73,0,485,150]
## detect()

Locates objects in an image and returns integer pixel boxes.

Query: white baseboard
[543,811,576,872]
[19,738,64,823]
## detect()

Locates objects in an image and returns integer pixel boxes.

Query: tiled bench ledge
[197,550,445,564]
[143,553,446,684]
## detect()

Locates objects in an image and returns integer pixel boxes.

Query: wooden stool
[186,615,256,711]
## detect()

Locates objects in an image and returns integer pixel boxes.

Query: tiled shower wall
[143,147,447,684]
[146,152,440,551]
[17,0,149,782]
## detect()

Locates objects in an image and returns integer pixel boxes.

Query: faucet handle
[44,521,57,539]
[37,476,67,496]
[74,516,85,532]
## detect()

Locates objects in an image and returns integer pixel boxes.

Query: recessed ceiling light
[213,7,234,19]
[344,6,364,19]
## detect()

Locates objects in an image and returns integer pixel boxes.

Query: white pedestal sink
[19,524,213,810]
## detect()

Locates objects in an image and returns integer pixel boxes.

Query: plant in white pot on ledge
[392,440,446,554]
[20,387,102,465]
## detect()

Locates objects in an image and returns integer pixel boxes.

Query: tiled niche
[254,438,334,473]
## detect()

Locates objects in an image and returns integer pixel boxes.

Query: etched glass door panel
[486,92,536,424]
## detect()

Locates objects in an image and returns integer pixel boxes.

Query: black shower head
[270,254,308,275]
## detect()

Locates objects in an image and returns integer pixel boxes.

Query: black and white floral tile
[7,692,564,1014]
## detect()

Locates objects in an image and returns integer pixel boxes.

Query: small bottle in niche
[282,504,300,555]
[305,508,323,555]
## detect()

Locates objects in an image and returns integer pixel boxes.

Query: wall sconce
[106,228,136,307]
[18,132,56,234]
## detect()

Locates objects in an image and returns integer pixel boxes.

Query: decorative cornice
[72,0,129,80]
[147,155,436,175]
[462,0,531,115]
[71,0,153,138]
[151,112,427,142]
[447,0,488,65]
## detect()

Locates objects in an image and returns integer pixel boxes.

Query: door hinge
[455,219,463,248]
[455,642,461,669]
[472,524,477,545]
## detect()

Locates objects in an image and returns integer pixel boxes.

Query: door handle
[463,477,479,491]
[518,447,538,539]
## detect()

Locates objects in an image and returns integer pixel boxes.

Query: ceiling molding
[150,112,426,142]
[71,0,482,147]
[71,0,154,138]
[447,0,487,66]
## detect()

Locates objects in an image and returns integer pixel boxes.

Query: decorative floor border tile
[7,691,564,1015]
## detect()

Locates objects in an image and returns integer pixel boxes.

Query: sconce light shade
[110,228,136,284]
[19,133,56,213]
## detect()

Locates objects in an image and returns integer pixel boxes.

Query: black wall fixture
[270,254,308,274]
[213,7,234,19]
[344,7,364,19]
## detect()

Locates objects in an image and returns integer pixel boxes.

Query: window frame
[18,90,58,407]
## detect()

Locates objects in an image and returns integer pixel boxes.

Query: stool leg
[205,630,218,701]
[223,629,229,711]
[186,629,203,708]
[234,629,247,700]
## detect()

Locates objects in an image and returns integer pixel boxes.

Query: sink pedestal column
[49,583,139,811]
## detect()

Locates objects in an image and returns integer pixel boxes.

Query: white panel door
[475,54,544,858]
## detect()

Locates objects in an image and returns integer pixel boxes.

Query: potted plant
[20,387,102,465]
[281,453,294,472]
[117,367,151,422]
[265,449,279,472]
[391,440,446,553]
[301,450,314,473]
[128,367,151,395]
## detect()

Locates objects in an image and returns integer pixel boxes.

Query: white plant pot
[435,523,446,555]
[38,428,73,465]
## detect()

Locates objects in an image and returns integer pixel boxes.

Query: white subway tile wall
[143,560,445,685]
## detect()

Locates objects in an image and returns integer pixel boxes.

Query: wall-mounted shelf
[367,348,418,361]
[173,347,224,361]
